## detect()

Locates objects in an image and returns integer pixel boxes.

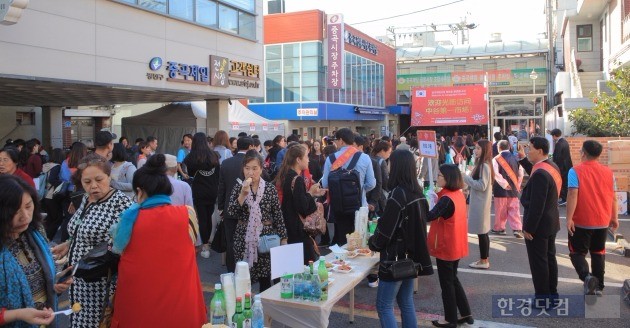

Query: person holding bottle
[427,164,473,328]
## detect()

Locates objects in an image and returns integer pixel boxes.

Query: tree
[569,65,630,137]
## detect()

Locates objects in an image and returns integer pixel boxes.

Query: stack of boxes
[609,140,630,216]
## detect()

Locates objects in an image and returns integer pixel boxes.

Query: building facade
[394,38,550,138]
[0,0,264,149]
[248,10,397,140]
[548,0,630,135]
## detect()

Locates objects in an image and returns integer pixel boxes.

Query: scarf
[112,194,172,254]
[244,179,266,267]
[0,230,57,328]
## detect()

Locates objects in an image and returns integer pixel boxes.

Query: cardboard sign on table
[270,243,304,280]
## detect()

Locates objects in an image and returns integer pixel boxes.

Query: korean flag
[415,89,427,97]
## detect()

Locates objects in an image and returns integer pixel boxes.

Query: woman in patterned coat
[52,154,132,328]
[228,150,288,292]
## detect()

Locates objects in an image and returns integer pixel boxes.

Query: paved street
[195,206,629,328]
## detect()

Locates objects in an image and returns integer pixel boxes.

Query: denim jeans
[376,278,417,328]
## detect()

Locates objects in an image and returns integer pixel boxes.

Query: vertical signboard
[327,14,345,89]
[411,86,488,126]
[210,55,229,87]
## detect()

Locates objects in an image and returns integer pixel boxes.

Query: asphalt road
[195,206,630,328]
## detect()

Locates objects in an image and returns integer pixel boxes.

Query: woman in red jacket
[111,154,206,328]
[427,164,472,328]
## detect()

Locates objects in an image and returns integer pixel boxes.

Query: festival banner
[411,85,488,126]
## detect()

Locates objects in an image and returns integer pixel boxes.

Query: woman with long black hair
[183,132,220,259]
[368,150,433,328]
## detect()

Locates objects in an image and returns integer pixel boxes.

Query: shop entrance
[490,95,546,141]
[70,117,95,147]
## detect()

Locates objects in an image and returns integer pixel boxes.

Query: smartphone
[56,265,77,284]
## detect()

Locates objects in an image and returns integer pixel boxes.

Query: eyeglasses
[437,174,444,177]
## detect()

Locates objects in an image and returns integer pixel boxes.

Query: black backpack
[327,152,363,219]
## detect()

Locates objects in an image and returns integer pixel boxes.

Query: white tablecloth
[260,252,379,328]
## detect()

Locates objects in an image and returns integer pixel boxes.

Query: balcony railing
[569,48,583,98]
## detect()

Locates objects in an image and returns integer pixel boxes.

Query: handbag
[257,234,281,254]
[380,189,419,281]
[74,241,120,282]
[98,270,116,328]
[291,176,326,236]
[210,219,227,253]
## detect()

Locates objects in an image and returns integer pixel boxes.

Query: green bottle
[242,293,253,328]
[231,296,245,328]
[309,260,314,274]
[317,257,329,301]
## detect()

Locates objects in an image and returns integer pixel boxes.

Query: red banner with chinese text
[410,86,488,126]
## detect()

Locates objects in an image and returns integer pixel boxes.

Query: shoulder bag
[70,200,120,282]
[291,176,326,236]
[381,189,419,281]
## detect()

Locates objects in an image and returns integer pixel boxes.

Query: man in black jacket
[217,136,254,273]
[518,137,561,298]
[551,129,573,205]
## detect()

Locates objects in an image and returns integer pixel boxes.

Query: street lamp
[529,69,538,94]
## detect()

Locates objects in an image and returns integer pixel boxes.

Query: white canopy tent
[122,101,285,155]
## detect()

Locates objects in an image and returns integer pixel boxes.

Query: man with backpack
[322,128,376,245]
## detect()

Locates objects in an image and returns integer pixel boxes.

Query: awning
[354,107,388,115]
[387,105,410,115]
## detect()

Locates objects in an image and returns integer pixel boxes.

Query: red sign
[417,130,437,158]
[411,86,488,126]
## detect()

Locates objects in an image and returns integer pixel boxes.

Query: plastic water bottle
[309,271,322,302]
[210,283,226,324]
[252,294,264,328]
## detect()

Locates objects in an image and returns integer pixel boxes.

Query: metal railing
[569,48,583,98]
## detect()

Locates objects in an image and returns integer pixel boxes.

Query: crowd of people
[0,127,620,328]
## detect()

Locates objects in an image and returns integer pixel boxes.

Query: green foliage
[569,65,630,137]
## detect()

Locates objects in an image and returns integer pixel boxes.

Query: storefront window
[238,11,255,39]
[218,4,238,34]
[196,0,217,28]
[169,0,193,20]
[139,0,166,13]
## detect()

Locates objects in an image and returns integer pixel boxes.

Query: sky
[275,0,548,44]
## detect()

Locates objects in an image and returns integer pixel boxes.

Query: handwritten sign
[417,130,437,158]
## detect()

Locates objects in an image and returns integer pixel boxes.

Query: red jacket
[13,168,35,188]
[428,189,469,261]
[112,205,206,328]
[572,161,614,228]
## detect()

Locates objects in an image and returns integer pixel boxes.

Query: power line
[350,0,465,25]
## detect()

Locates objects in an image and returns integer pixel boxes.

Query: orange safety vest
[427,189,469,261]
[572,161,614,228]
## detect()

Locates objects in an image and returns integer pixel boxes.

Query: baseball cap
[164,154,178,168]
[95,131,117,147]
